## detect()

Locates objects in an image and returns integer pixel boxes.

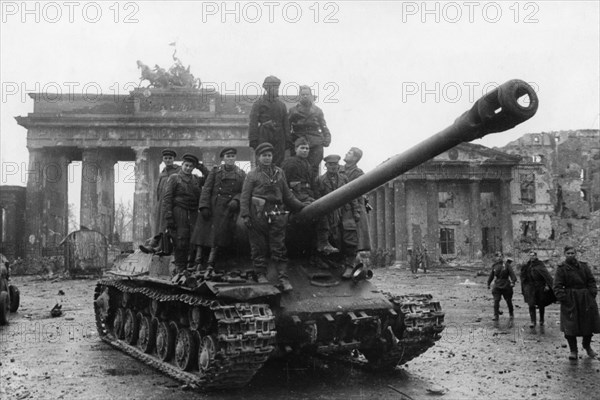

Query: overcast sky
[1,1,599,207]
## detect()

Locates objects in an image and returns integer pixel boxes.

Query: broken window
[482,227,501,255]
[439,228,455,255]
[520,173,536,204]
[438,191,455,208]
[520,221,537,240]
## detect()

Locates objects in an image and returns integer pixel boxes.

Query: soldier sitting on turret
[240,142,305,292]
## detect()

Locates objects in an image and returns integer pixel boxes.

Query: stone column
[384,183,395,255]
[24,149,44,257]
[81,149,115,238]
[499,179,514,255]
[132,147,152,247]
[368,192,377,249]
[147,148,162,236]
[426,180,439,258]
[376,186,386,249]
[469,180,482,259]
[43,152,70,248]
[394,180,408,262]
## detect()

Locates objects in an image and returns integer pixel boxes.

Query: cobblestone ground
[1,267,599,400]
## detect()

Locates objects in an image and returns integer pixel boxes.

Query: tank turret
[94,79,538,391]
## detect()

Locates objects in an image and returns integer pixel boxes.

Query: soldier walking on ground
[520,251,555,328]
[163,154,203,283]
[288,85,331,177]
[487,253,517,321]
[240,142,305,292]
[553,246,600,360]
[316,155,361,279]
[248,75,290,167]
[341,147,371,252]
[192,147,245,269]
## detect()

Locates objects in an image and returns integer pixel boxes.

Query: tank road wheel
[113,308,126,340]
[175,328,198,371]
[198,335,217,373]
[137,314,156,353]
[0,291,9,325]
[188,307,202,331]
[150,299,160,317]
[156,321,176,361]
[123,309,139,345]
[8,285,20,313]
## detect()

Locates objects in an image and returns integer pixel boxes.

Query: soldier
[139,149,180,253]
[240,142,305,291]
[316,155,361,279]
[163,153,203,282]
[282,137,338,254]
[248,75,290,167]
[487,253,517,321]
[288,85,331,177]
[192,147,246,269]
[341,147,371,252]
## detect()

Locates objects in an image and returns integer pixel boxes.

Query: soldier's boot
[275,261,293,292]
[539,307,545,326]
[529,307,537,328]
[207,247,218,268]
[139,235,161,254]
[316,232,339,254]
[171,264,189,285]
[341,257,355,279]
[255,264,269,284]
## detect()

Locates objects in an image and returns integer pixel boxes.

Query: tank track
[326,293,445,370]
[94,279,276,390]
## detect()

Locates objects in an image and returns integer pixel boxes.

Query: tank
[94,79,538,390]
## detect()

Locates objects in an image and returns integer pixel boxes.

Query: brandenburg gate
[16,77,257,257]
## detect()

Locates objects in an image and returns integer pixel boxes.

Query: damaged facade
[367,130,599,264]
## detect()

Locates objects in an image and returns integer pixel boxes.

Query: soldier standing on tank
[341,147,371,252]
[240,142,305,292]
[282,137,338,254]
[288,85,331,177]
[248,75,290,167]
[192,147,246,269]
[163,153,203,283]
[139,149,180,253]
[316,155,361,279]
[487,253,517,321]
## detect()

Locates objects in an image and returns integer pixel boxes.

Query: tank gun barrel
[297,79,538,223]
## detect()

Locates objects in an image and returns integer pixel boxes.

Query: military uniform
[487,260,517,318]
[248,95,290,167]
[340,164,371,251]
[316,160,360,276]
[288,102,331,176]
[154,164,181,233]
[163,164,203,272]
[240,143,304,289]
[192,163,246,251]
[281,155,316,203]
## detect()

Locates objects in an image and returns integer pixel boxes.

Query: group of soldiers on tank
[141,75,371,292]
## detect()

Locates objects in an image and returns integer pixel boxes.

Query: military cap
[263,75,281,86]
[181,153,199,166]
[350,147,363,161]
[219,147,237,158]
[323,154,341,163]
[255,142,274,156]
[162,148,177,157]
[294,137,309,148]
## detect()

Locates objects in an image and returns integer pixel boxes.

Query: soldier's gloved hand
[228,200,240,212]
[201,208,212,220]
[167,218,176,230]
[242,216,252,229]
